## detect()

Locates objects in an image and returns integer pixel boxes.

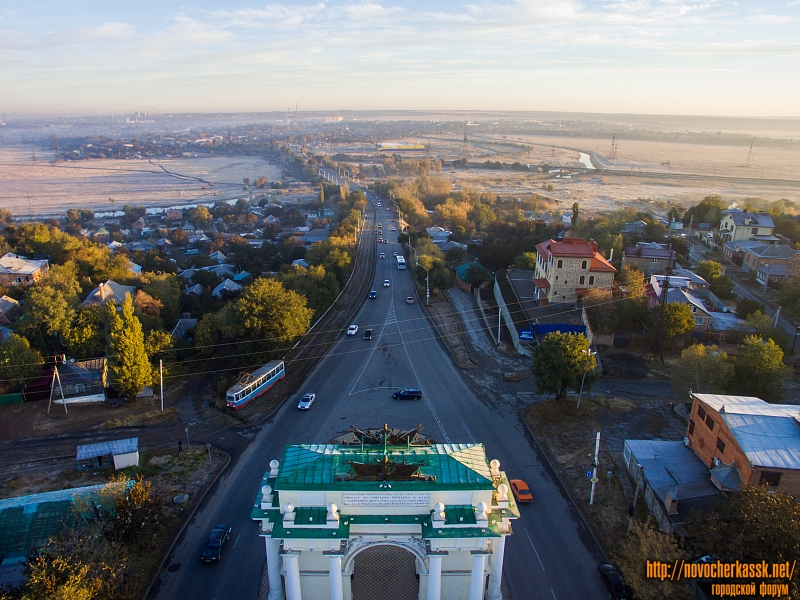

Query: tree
[462,263,492,287]
[142,273,181,326]
[617,265,646,299]
[583,288,619,334]
[106,294,152,401]
[696,260,723,283]
[65,306,107,359]
[689,485,800,594]
[530,332,596,400]
[188,206,213,230]
[514,252,538,270]
[0,334,44,386]
[710,275,735,298]
[571,202,579,227]
[614,521,691,600]
[683,195,728,227]
[728,335,789,402]
[661,302,694,342]
[670,344,733,400]
[746,311,790,351]
[736,297,765,320]
[106,474,163,554]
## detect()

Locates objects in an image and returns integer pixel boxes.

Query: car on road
[509,479,533,504]
[369,290,377,299]
[391,227,396,231]
[380,253,385,259]
[298,393,316,410]
[393,388,423,400]
[383,279,390,287]
[393,251,398,257]
[347,324,359,335]
[597,564,633,599]
[406,297,414,304]
[384,240,389,244]
[200,524,231,563]
[364,329,373,340]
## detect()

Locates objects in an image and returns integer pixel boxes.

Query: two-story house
[718,211,776,244]
[741,243,798,273]
[533,238,616,304]
[620,242,676,277]
[0,253,49,287]
[687,393,800,498]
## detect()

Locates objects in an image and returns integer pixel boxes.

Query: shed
[76,437,139,470]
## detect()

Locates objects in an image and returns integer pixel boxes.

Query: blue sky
[1,1,799,116]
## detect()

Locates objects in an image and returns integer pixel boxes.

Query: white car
[391,227,396,231]
[347,324,359,335]
[380,253,385,259]
[383,280,390,287]
[298,393,316,410]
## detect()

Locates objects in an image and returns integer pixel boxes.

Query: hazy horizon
[2,0,800,117]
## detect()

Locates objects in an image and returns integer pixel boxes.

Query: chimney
[98,282,105,301]
[665,491,678,515]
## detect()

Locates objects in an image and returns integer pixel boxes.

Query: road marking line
[524,529,545,571]
[232,534,240,549]
[550,588,557,600]
[348,298,394,396]
[462,421,475,442]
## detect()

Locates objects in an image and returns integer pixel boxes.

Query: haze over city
[2,0,800,116]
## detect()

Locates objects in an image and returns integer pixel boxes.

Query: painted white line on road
[348,298,394,396]
[524,528,545,572]
[232,533,241,549]
[351,386,399,395]
[550,588,557,600]
[462,421,475,443]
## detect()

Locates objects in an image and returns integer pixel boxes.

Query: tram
[225,360,285,409]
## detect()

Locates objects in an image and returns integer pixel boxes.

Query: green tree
[729,335,789,401]
[689,485,800,595]
[514,252,538,270]
[571,202,579,227]
[683,195,728,227]
[617,265,646,298]
[188,205,213,230]
[710,275,735,298]
[583,288,619,335]
[696,260,723,283]
[0,334,44,386]
[736,297,765,320]
[670,344,733,400]
[746,311,790,351]
[661,302,694,342]
[530,332,596,400]
[65,306,108,359]
[142,272,181,326]
[106,294,152,401]
[106,474,164,554]
[614,521,691,600]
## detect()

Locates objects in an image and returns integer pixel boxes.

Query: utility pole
[589,431,601,505]
[185,426,190,448]
[497,308,501,345]
[206,443,214,470]
[653,263,672,362]
[160,359,164,411]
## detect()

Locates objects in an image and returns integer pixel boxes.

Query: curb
[518,407,609,564]
[142,446,232,600]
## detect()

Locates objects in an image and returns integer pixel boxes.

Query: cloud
[207,3,326,28]
[90,22,136,38]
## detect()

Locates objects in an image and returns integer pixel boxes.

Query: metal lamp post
[792,324,800,355]
[576,349,597,410]
[406,243,429,305]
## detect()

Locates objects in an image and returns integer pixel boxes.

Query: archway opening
[352,544,418,600]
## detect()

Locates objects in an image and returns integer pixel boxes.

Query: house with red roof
[533,238,616,304]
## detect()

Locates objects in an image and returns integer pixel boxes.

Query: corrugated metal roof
[693,394,800,418]
[0,483,106,511]
[625,440,710,491]
[76,437,138,461]
[721,413,800,470]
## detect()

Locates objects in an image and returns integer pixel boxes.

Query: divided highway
[152,192,608,600]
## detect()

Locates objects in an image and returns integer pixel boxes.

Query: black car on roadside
[200,524,232,563]
[598,564,633,599]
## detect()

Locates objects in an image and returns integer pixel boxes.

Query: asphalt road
[152,195,608,600]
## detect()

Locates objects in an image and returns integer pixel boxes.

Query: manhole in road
[167,563,181,573]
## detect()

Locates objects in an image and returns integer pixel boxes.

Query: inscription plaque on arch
[340,492,431,507]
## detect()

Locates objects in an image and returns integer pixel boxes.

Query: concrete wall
[493,278,530,356]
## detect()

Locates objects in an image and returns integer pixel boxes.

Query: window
[653,259,659,263]
[759,471,782,487]
[579,276,585,285]
[581,260,587,269]
[751,227,758,234]
[716,438,726,454]
[688,419,695,435]
[557,260,563,268]
[66,385,74,395]
[76,384,84,394]
[695,317,704,325]
[704,414,715,431]
[589,276,595,285]
[697,406,706,420]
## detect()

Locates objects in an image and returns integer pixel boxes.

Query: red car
[509,479,532,503]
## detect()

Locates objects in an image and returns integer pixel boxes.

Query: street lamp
[406,243,429,306]
[791,323,800,355]
[576,349,597,409]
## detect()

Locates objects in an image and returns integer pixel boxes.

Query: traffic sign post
[590,431,601,505]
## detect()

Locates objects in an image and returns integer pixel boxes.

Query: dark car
[200,524,232,563]
[364,329,373,340]
[598,564,633,599]
[392,388,423,400]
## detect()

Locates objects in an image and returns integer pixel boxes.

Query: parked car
[369,290,377,299]
[298,393,316,410]
[380,253,385,259]
[406,297,414,304]
[383,279,390,287]
[200,524,232,563]
[393,252,398,257]
[347,324,359,335]
[364,329,373,340]
[597,564,633,600]
[509,479,533,503]
[392,388,423,400]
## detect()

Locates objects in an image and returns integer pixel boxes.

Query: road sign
[591,477,599,484]
[585,471,592,478]
[519,330,534,341]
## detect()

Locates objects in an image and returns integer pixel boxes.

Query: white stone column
[487,537,506,600]
[265,537,285,600]
[426,555,443,600]
[328,554,344,600]
[469,552,488,600]
[284,552,302,600]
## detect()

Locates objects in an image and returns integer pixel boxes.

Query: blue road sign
[585,471,592,478]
